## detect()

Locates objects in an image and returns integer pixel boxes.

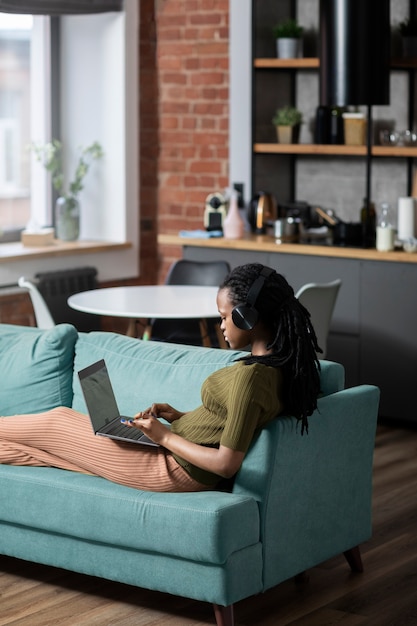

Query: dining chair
[149,259,231,347]
[295,279,342,359]
[18,276,56,329]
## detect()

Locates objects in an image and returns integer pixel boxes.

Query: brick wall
[0,291,35,327]
[155,0,230,278]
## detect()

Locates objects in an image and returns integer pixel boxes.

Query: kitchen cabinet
[360,261,417,421]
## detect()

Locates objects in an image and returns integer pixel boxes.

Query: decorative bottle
[55,195,80,241]
[223,189,244,239]
[329,107,345,144]
[376,202,394,251]
[360,197,376,247]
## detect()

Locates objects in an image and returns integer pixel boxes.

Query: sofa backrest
[73,330,344,413]
[72,331,245,414]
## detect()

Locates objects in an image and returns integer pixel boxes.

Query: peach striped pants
[0,407,209,492]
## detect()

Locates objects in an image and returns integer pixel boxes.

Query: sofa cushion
[0,465,260,565]
[72,332,246,414]
[0,323,78,415]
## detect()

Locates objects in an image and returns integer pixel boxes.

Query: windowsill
[0,239,131,262]
[0,239,137,287]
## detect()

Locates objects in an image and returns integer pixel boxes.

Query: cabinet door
[360,262,417,422]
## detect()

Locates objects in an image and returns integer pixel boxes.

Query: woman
[0,264,320,492]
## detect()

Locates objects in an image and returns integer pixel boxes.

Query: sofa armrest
[233,384,380,590]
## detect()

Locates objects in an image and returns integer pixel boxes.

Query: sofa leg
[344,546,364,572]
[213,603,234,626]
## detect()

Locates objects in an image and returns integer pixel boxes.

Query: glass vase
[55,196,80,241]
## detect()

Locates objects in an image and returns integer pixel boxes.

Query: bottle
[223,188,244,239]
[329,107,344,144]
[314,105,330,144]
[376,202,394,251]
[360,197,376,247]
[233,182,250,232]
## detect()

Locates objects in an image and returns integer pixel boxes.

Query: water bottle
[376,202,395,251]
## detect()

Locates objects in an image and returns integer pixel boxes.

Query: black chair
[149,259,231,347]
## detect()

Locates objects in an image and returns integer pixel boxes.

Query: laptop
[78,359,159,447]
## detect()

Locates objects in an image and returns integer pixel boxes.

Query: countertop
[158,233,417,264]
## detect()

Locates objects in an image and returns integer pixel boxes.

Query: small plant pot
[276,125,300,144]
[276,38,303,59]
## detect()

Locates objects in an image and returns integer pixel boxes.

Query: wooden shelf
[254,57,417,70]
[254,58,319,69]
[254,143,365,155]
[373,145,417,156]
[254,143,417,157]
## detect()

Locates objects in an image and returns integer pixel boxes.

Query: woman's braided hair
[220,263,321,434]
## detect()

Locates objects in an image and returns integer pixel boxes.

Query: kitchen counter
[158,233,417,263]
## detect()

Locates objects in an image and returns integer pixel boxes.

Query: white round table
[68,285,223,345]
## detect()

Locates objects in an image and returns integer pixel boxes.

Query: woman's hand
[124,407,245,479]
[125,412,172,446]
[144,403,185,423]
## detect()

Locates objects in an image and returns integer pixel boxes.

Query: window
[0,1,139,286]
[0,14,35,241]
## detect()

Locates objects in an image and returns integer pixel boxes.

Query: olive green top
[171,361,283,485]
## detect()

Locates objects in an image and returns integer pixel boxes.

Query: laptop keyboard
[101,420,145,441]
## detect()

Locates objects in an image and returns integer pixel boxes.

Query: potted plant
[273,18,304,59]
[31,140,104,241]
[272,106,303,143]
[397,17,417,58]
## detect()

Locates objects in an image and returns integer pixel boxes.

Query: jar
[55,196,80,241]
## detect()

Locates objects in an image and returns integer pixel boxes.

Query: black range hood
[319,0,390,107]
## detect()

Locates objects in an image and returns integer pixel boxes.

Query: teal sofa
[0,323,380,626]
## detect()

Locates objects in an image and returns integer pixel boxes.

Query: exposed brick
[137,0,229,284]
[189,160,221,174]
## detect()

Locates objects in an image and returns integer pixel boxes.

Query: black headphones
[231,267,274,330]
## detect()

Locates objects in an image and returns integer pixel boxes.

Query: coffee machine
[204,192,227,232]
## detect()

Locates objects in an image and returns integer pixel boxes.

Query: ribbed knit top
[171,361,283,485]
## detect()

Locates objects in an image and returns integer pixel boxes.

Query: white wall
[60,3,138,250]
[229,0,252,203]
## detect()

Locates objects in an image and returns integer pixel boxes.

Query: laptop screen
[78,359,120,428]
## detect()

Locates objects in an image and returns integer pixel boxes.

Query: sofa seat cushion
[0,324,77,416]
[0,465,260,565]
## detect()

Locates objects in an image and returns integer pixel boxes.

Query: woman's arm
[129,414,245,479]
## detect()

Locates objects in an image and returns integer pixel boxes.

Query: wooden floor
[1,421,417,626]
